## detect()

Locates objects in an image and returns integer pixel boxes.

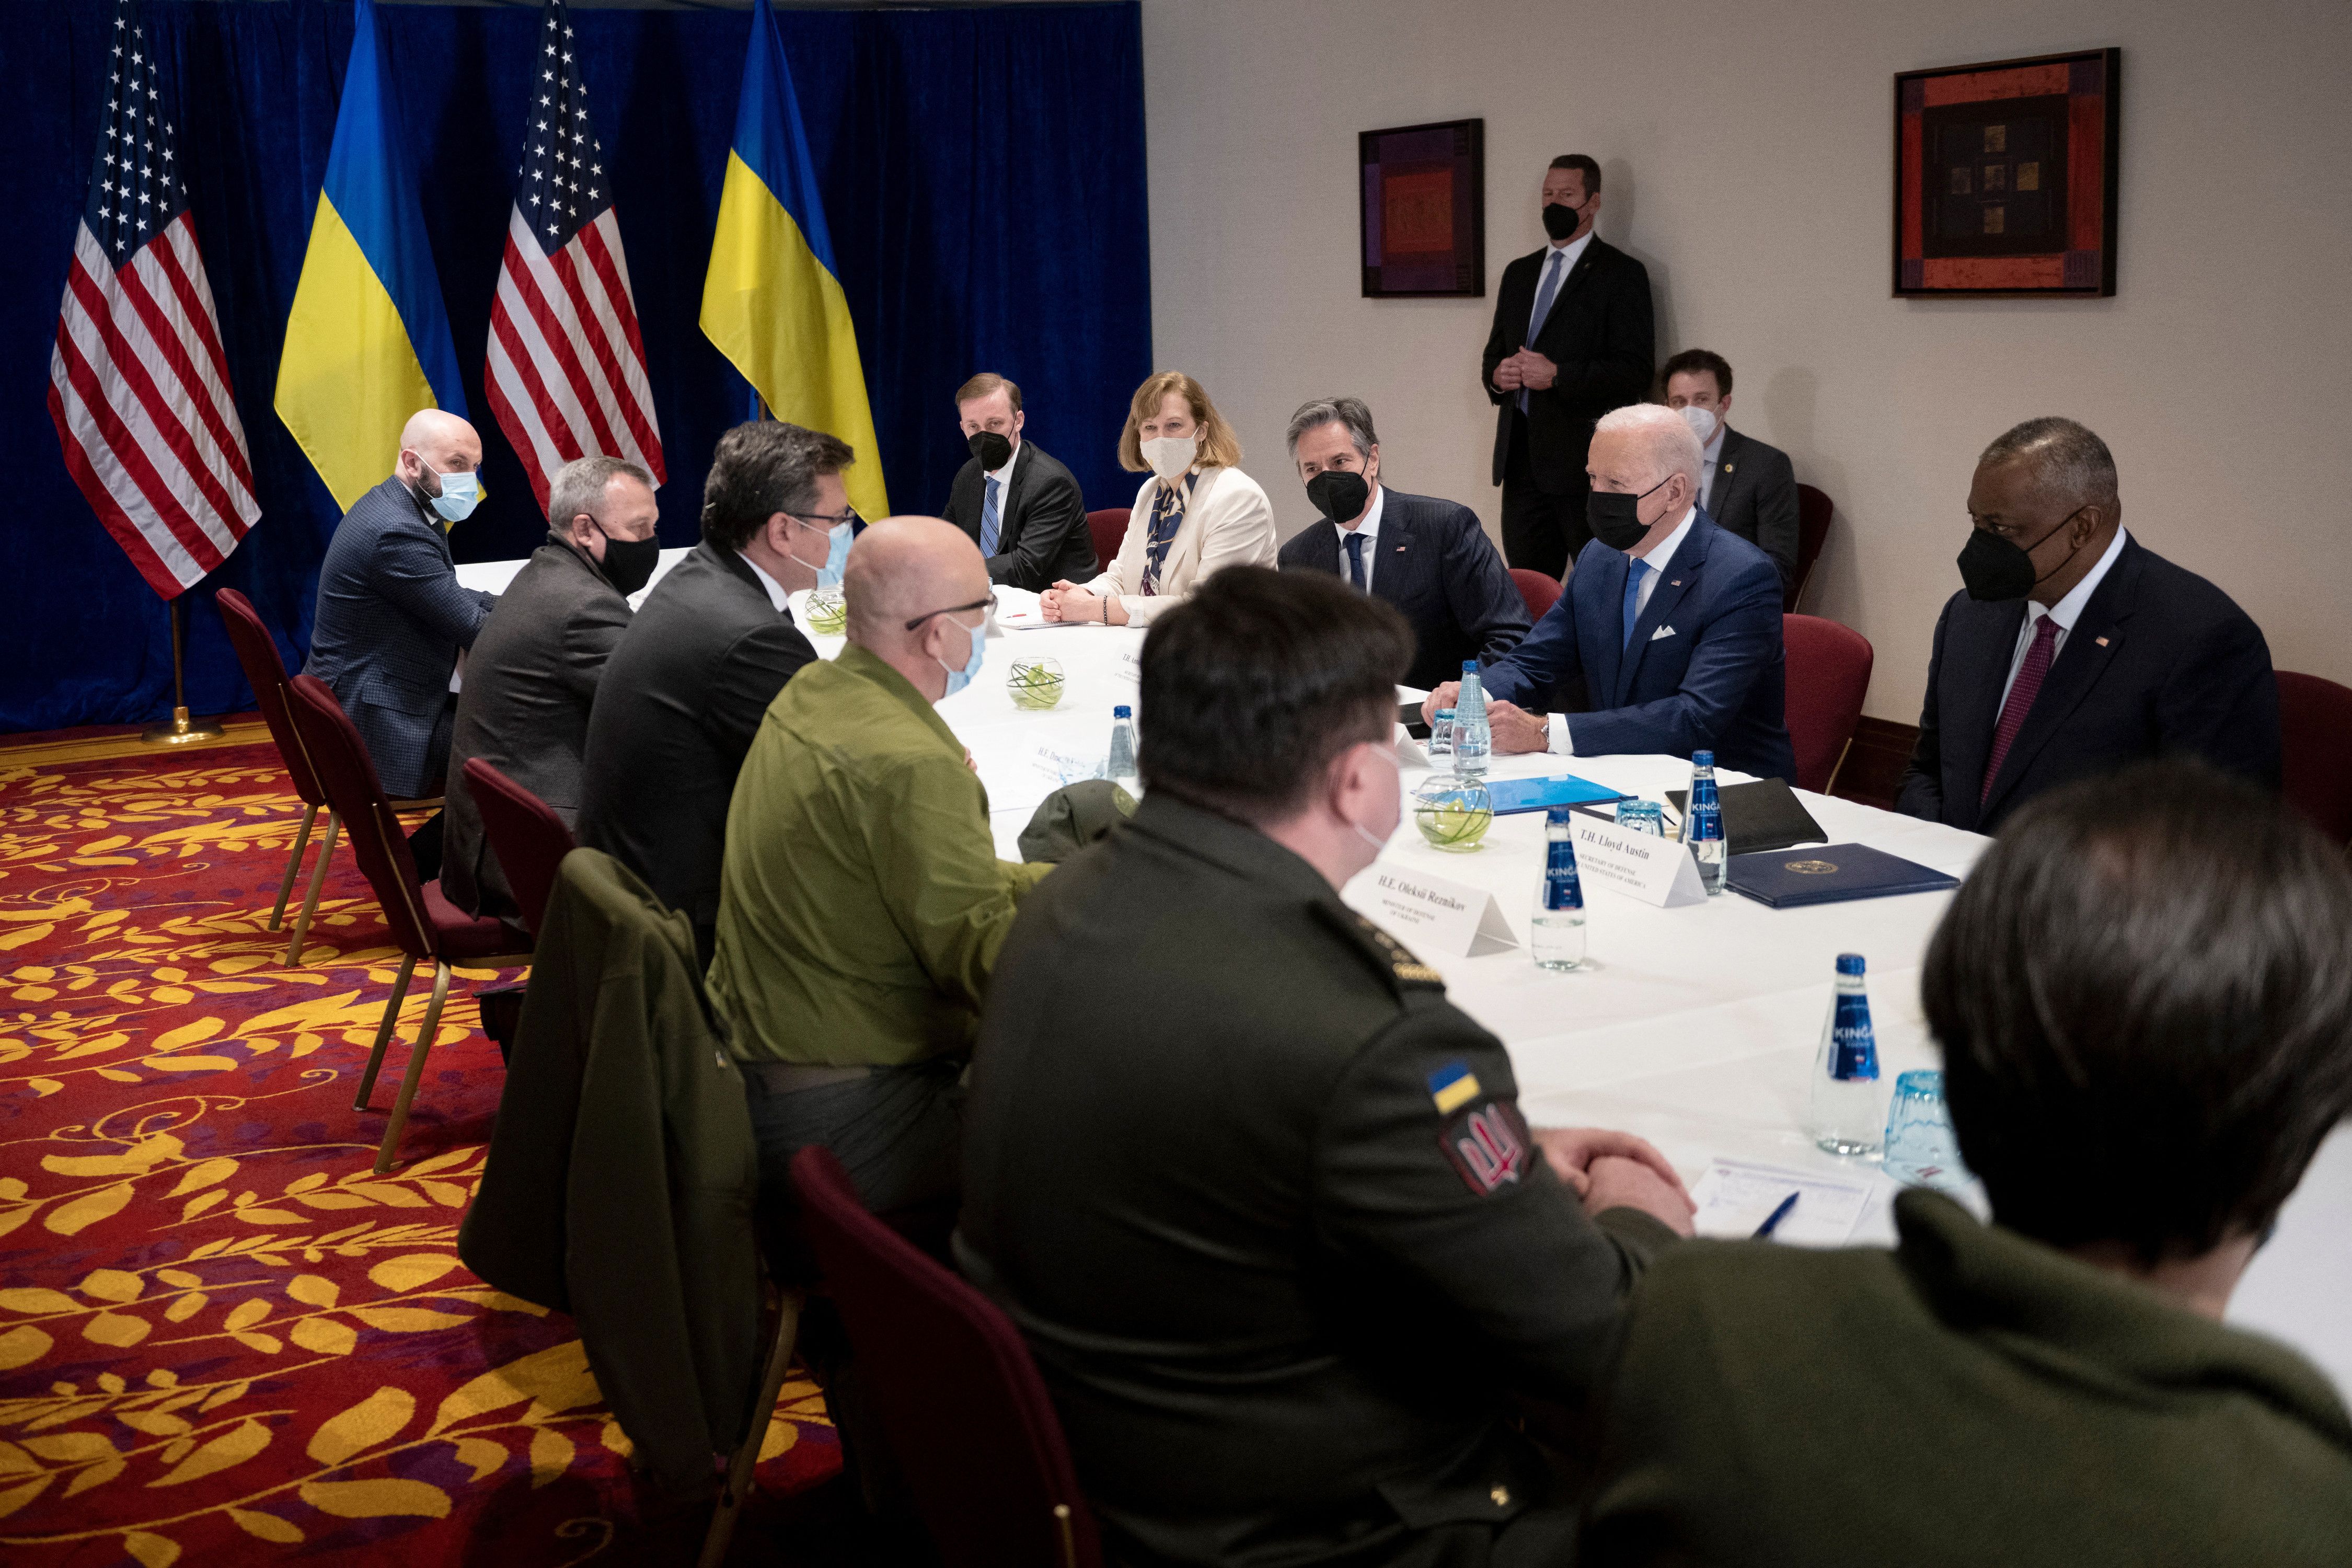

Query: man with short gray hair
[1895,416,2278,834]
[1276,395,1528,690]
[443,454,660,918]
[579,419,846,961]
[1422,403,1795,781]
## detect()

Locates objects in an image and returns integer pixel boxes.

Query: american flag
[485,0,665,514]
[47,0,258,600]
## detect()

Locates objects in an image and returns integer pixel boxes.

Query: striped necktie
[979,475,1001,556]
[1982,615,2061,803]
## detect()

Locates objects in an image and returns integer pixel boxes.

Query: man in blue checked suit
[1276,397,1529,691]
[303,410,498,871]
[1422,403,1796,783]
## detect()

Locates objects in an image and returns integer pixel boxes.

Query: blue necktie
[1518,249,1567,416]
[1621,558,1649,647]
[1343,531,1367,591]
[979,475,1001,556]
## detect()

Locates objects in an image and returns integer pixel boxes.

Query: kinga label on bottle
[1830,993,1878,1081]
[1542,839,1583,910]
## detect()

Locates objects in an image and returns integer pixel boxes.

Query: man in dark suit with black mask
[1276,396,1528,691]
[1896,417,2280,836]
[1482,154,1656,580]
[939,372,1096,592]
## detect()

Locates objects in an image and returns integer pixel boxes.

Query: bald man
[707,517,1053,1242]
[1422,403,1795,782]
[303,410,499,863]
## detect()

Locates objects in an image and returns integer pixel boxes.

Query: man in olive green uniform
[1581,761,2352,1567]
[960,568,1696,1567]
[709,517,1050,1227]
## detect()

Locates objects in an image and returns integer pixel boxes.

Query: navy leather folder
[1725,843,1959,908]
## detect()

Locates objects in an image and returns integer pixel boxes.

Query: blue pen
[1753,1191,1800,1239]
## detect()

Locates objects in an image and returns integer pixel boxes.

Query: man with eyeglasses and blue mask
[708,515,1053,1259]
[302,408,500,878]
[578,419,844,965]
[1895,416,2279,835]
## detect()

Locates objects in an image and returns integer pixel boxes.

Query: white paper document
[1343,863,1518,958]
[1689,1158,1874,1247]
[1570,813,1709,908]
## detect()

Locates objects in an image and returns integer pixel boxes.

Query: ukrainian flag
[701,0,889,521]
[274,0,465,513]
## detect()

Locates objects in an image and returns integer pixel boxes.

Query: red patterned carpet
[0,741,839,1565]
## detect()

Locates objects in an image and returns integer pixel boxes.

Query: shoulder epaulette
[1310,901,1446,992]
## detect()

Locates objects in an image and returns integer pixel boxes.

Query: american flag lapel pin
[2095,636,2110,647]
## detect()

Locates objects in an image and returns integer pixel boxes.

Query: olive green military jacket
[708,641,1052,1067]
[959,792,1679,1567]
[1581,1187,2352,1567]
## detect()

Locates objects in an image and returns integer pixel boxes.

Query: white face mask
[1679,406,1720,443]
[1347,741,1404,853]
[1140,434,1198,483]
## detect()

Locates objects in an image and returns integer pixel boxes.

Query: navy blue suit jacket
[1276,489,1530,692]
[1480,511,1796,782]
[302,476,497,798]
[1895,535,2279,835]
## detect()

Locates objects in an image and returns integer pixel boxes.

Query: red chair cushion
[215,589,326,808]
[1509,568,1563,622]
[1085,508,1128,575]
[790,1145,1100,1568]
[2278,671,2352,846]
[422,880,524,963]
[461,757,578,938]
[1782,614,1874,794]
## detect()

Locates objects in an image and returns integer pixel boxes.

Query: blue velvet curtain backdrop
[0,0,1149,732]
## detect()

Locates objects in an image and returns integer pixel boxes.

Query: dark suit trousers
[1501,414,1590,580]
[403,696,458,883]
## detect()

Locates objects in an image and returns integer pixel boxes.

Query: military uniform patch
[1441,1097,1531,1195]
[1353,912,1444,987]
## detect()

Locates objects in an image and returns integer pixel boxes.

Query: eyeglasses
[904,593,997,632]
[790,507,861,530]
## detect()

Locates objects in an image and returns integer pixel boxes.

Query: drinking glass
[1883,1070,1970,1189]
[1615,799,1665,836]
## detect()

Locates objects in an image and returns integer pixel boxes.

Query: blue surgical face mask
[787,516,854,589]
[937,613,986,698]
[420,460,480,523]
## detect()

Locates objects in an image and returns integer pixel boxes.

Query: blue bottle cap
[1692,750,1715,766]
[1436,708,1456,718]
[1461,660,1479,673]
[1546,805,1575,823]
[1113,705,1132,718]
[1836,953,1865,976]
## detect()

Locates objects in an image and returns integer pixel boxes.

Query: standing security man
[1482,155,1656,580]
[960,568,1692,1567]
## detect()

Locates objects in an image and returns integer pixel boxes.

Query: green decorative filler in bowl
[1008,655,1066,710]
[804,587,848,635]
[1412,774,1493,852]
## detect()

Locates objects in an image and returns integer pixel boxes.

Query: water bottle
[1530,805,1586,971]
[1427,708,1456,760]
[1808,954,1883,1157]
[1103,705,1139,790]
[1685,750,1725,896]
[1453,661,1490,778]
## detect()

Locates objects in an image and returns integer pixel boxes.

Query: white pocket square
[1650,625,1677,642]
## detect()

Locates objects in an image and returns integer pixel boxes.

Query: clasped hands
[1536,1126,1696,1236]
[1490,349,1558,394]
[1041,580,1126,626]
[1421,680,1549,754]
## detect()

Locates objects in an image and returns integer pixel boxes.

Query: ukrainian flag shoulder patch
[1427,1060,1482,1115]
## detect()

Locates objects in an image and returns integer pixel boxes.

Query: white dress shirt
[1546,506,1697,755]
[1333,483,1387,594]
[740,549,792,613]
[1698,425,1727,513]
[1998,526,2129,712]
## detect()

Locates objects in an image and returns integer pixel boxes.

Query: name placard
[1570,814,1708,908]
[1344,864,1518,958]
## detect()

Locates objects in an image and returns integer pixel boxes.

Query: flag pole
[142,598,227,746]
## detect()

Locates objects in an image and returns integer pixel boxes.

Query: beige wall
[1139,0,2351,721]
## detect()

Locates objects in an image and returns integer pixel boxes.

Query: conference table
[456,549,2351,1392]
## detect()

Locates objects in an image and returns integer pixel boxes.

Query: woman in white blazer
[1040,372,1276,627]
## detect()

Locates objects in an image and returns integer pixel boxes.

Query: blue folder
[1482,775,1631,815]
[1725,843,1959,908]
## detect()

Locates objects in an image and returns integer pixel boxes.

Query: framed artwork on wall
[1360,119,1484,297]
[1894,48,2120,297]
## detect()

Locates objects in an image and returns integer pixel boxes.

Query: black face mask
[1956,509,2084,602]
[1588,474,1673,552]
[968,430,1013,470]
[1306,468,1370,525]
[1541,200,1583,241]
[594,526,662,597]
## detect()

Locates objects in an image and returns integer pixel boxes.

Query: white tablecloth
[453,555,2352,1392]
